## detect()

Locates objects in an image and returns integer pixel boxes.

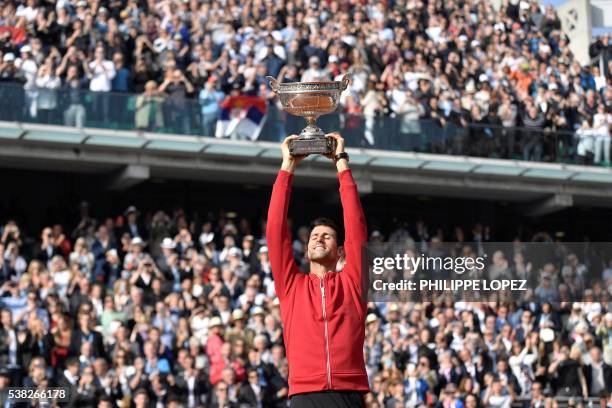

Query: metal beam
[108,164,150,191]
[2,126,612,208]
[526,194,574,217]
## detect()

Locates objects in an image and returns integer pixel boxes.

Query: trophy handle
[340,74,351,91]
[266,76,280,92]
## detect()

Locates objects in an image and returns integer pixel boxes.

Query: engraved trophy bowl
[266,74,351,155]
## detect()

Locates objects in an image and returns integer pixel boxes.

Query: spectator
[15,45,37,119]
[301,56,329,82]
[0,211,609,407]
[238,368,267,407]
[61,65,87,128]
[589,34,611,76]
[0,0,607,167]
[522,105,546,161]
[583,346,612,397]
[35,57,60,124]
[135,80,164,131]
[593,104,611,164]
[548,346,588,399]
[576,118,596,164]
[158,68,194,135]
[110,51,131,123]
[199,77,225,137]
[88,45,115,123]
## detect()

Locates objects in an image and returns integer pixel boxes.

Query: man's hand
[326,132,349,172]
[280,135,305,173]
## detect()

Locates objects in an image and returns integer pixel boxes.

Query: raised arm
[328,133,368,301]
[266,136,304,300]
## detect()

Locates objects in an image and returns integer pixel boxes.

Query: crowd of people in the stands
[0,0,610,163]
[0,203,611,407]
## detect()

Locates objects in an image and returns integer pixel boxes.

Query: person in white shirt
[483,379,513,408]
[88,45,116,123]
[593,104,611,164]
[16,45,39,119]
[300,56,330,82]
[16,0,39,22]
[35,58,61,123]
[576,119,595,163]
[238,368,264,408]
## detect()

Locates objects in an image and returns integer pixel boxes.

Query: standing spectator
[548,346,588,399]
[110,52,131,125]
[262,46,284,80]
[397,91,425,151]
[522,105,546,161]
[88,45,116,123]
[589,34,611,76]
[199,77,225,137]
[593,105,611,164]
[135,80,164,131]
[300,56,329,82]
[362,79,387,147]
[61,65,87,128]
[498,95,518,159]
[16,45,38,119]
[122,206,145,240]
[35,227,61,268]
[583,346,612,397]
[35,57,60,124]
[159,68,194,135]
[576,119,596,164]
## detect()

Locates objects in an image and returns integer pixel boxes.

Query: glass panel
[0,81,600,167]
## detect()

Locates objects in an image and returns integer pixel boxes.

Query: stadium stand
[0,0,609,164]
[0,0,612,407]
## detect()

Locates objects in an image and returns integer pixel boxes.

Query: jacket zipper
[320,277,332,389]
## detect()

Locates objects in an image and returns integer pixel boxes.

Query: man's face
[590,348,602,363]
[307,225,339,262]
[522,311,531,324]
[135,393,148,407]
[1,311,12,327]
[79,314,89,328]
[532,383,543,397]
[68,363,79,376]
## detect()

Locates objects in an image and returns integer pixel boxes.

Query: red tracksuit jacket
[266,169,370,397]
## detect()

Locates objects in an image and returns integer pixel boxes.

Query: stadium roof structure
[1,121,612,216]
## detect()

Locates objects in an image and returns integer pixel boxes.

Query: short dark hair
[309,218,342,242]
[65,357,79,368]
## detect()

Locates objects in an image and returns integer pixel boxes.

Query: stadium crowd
[0,204,611,408]
[0,0,610,163]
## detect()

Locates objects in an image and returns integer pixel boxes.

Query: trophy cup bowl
[267,74,350,156]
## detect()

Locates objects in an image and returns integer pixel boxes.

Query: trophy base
[300,124,326,139]
[289,137,336,156]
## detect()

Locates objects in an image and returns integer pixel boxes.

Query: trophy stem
[300,116,324,139]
